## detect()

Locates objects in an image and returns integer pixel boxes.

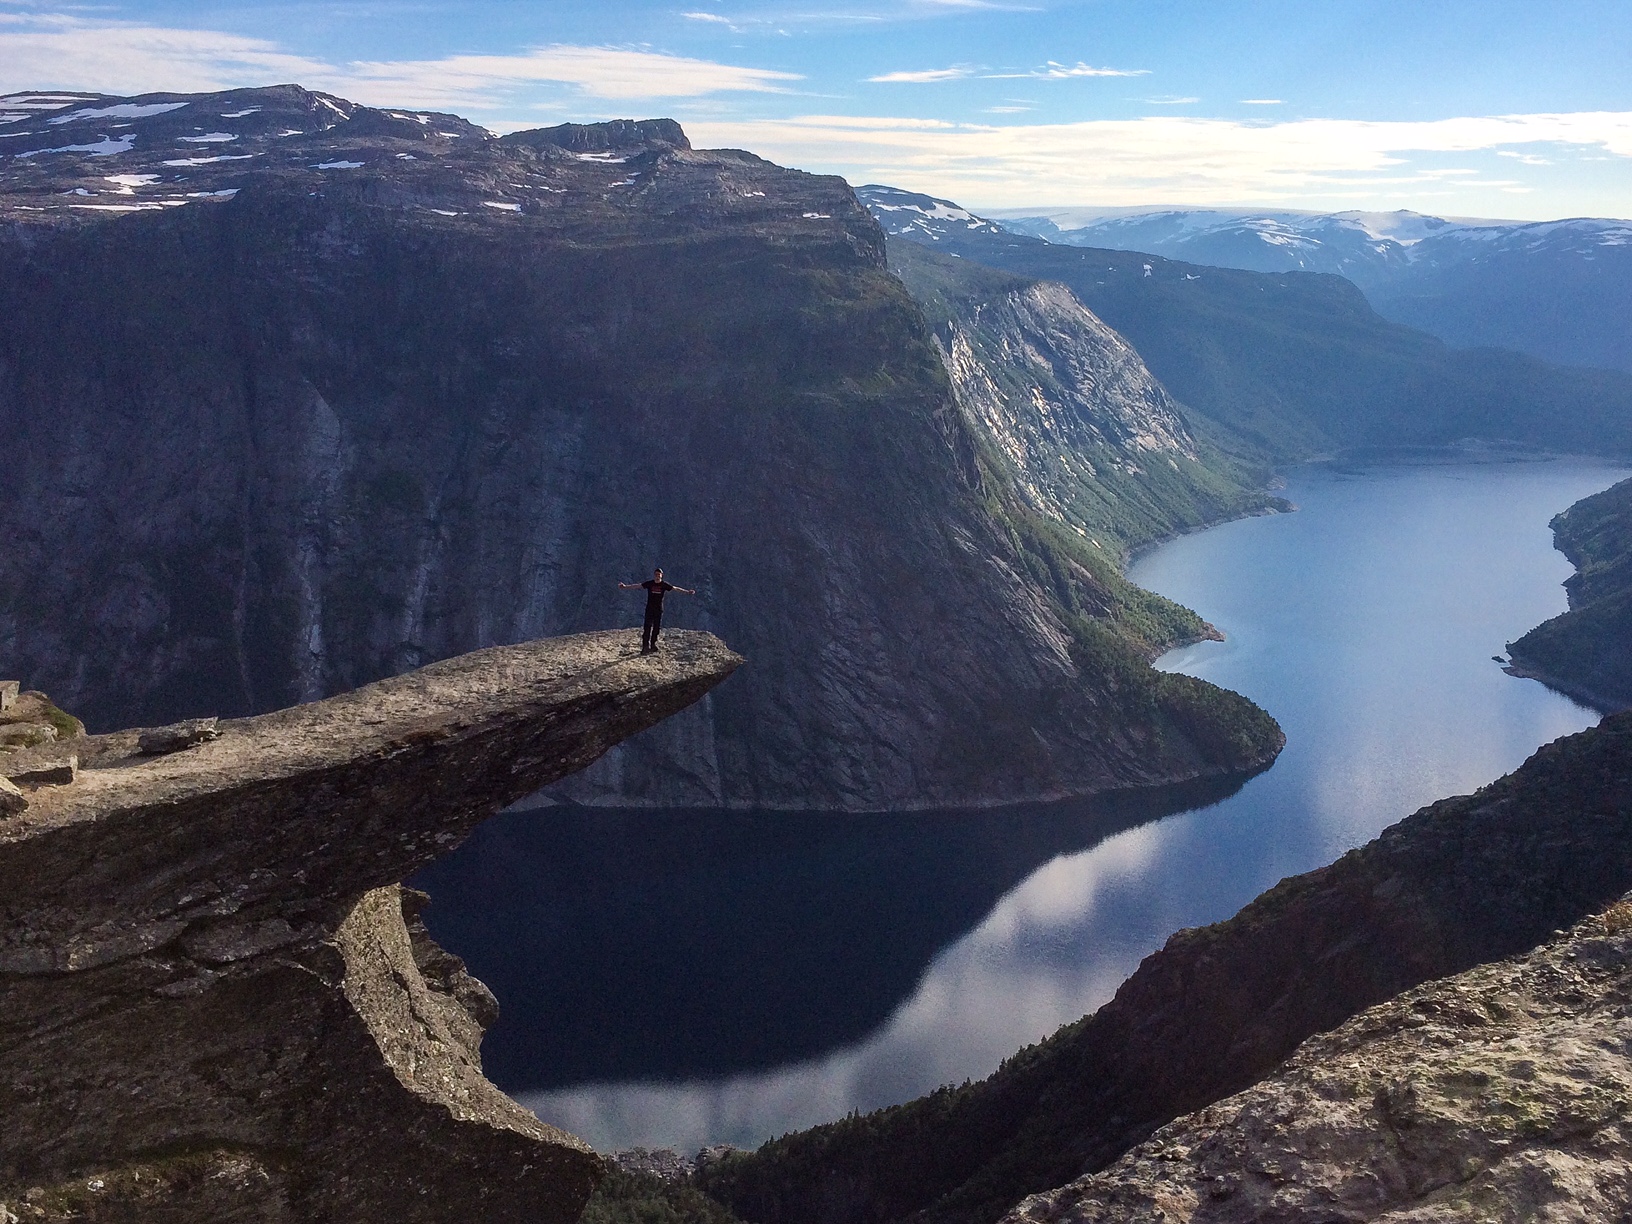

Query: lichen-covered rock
[1005,897,1632,1223]
[0,629,740,1223]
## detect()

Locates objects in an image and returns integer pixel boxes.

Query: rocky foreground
[699,710,1632,1224]
[0,630,740,1222]
[1007,896,1632,1221]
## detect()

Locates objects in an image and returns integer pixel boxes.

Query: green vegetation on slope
[697,710,1632,1224]
[583,1168,747,1224]
[892,240,1282,560]
[1508,475,1632,710]
[882,224,1632,464]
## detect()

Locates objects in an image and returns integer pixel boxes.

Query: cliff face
[1005,896,1632,1222]
[697,711,1632,1224]
[0,85,1280,812]
[0,630,741,1222]
[1508,475,1632,712]
[889,241,1280,558]
[860,187,1632,465]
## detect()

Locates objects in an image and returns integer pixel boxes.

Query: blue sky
[4,0,1631,217]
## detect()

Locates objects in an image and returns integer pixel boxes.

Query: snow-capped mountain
[857,184,1009,241]
[982,206,1509,284]
[954,200,1631,373]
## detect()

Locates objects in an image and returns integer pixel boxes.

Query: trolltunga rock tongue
[0,629,740,1223]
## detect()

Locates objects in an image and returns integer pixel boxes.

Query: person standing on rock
[619,568,695,654]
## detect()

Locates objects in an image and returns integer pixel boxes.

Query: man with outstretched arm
[619,567,696,654]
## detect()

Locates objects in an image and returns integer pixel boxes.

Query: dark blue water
[415,457,1624,1153]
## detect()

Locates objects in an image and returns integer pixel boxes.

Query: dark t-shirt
[641,579,675,611]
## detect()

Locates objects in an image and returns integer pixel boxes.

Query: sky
[3,0,1631,218]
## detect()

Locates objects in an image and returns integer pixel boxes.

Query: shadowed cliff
[0,630,740,1222]
[1508,475,1632,712]
[0,85,1280,812]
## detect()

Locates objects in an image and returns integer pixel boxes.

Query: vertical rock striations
[0,630,742,1222]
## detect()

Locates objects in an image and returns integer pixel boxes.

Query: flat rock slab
[0,629,741,1224]
[1,628,741,975]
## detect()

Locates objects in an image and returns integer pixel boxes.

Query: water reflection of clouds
[522,821,1176,1152]
[524,460,1626,1155]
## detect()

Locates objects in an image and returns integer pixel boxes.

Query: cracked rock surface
[0,629,741,1223]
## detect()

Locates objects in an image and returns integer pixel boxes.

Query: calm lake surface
[414,456,1627,1154]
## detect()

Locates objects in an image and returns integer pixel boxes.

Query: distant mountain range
[983,204,1632,373]
[858,185,1632,463]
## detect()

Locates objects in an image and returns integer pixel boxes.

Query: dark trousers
[642,603,664,651]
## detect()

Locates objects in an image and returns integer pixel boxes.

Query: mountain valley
[989,205,1632,374]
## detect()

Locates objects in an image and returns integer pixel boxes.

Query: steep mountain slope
[1367,219,1632,373]
[697,711,1632,1224]
[0,86,1281,812]
[989,204,1632,373]
[860,187,1632,460]
[887,242,1282,559]
[1508,475,1632,710]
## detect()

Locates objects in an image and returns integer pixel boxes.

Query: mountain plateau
[988,205,1632,375]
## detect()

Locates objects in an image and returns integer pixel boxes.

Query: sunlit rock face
[889,239,1276,557]
[0,86,1280,812]
[0,630,740,1223]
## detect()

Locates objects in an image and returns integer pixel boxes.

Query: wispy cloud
[1140,95,1199,105]
[0,13,802,106]
[685,111,1632,207]
[868,65,975,83]
[343,46,801,104]
[986,61,1149,80]
[1240,98,1283,105]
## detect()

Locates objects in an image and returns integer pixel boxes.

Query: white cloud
[1240,98,1284,105]
[1140,95,1200,105]
[684,111,1632,208]
[985,62,1150,80]
[0,14,801,107]
[868,66,974,83]
[339,46,801,105]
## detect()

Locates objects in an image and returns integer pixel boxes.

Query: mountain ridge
[0,86,1282,812]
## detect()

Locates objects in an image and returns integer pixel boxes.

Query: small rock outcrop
[1508,473,1632,712]
[1005,895,1632,1222]
[0,629,741,1223]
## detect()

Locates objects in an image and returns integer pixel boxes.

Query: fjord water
[415,457,1625,1154]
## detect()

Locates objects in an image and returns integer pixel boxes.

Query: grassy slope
[1508,476,1632,710]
